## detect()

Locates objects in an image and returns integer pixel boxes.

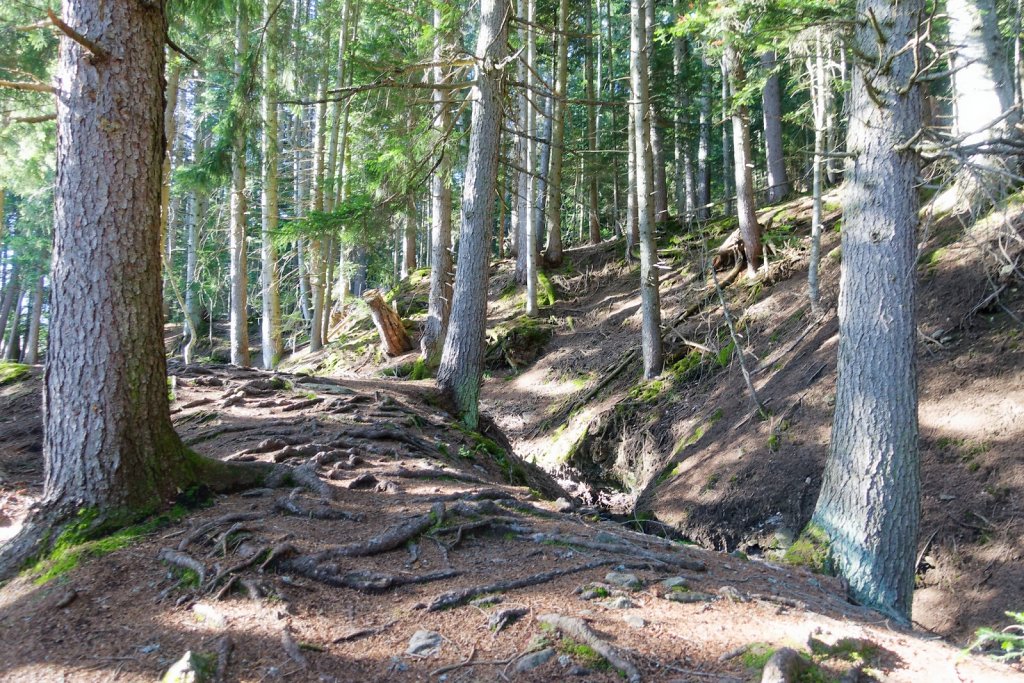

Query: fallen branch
[536,613,641,683]
[158,548,207,585]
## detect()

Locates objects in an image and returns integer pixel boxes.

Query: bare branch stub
[47,10,110,62]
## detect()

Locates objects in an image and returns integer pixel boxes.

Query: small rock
[593,531,620,544]
[347,473,379,490]
[664,590,716,603]
[602,596,636,609]
[938,493,955,501]
[388,656,409,672]
[568,665,592,676]
[52,586,78,609]
[604,572,641,590]
[623,614,646,629]
[718,586,746,602]
[192,603,228,629]
[558,654,573,667]
[406,630,443,657]
[162,651,214,683]
[514,647,554,672]
[661,576,688,589]
[139,643,161,655]
[553,497,575,513]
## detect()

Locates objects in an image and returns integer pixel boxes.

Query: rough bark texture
[0,261,19,353]
[436,0,508,427]
[630,0,663,379]
[724,43,761,276]
[811,0,922,622]
[421,7,455,365]
[807,33,827,314]
[522,0,539,315]
[760,51,790,204]
[4,288,24,361]
[261,0,283,370]
[696,62,712,220]
[229,9,251,367]
[585,0,601,245]
[362,290,413,356]
[44,0,202,517]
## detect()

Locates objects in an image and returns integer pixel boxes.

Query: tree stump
[362,290,413,356]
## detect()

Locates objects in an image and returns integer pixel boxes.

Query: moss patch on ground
[783,522,833,574]
[0,361,30,386]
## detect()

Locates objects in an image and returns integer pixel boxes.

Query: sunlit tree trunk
[0,261,19,354]
[436,0,508,427]
[3,288,24,361]
[807,31,827,315]
[696,59,712,219]
[183,75,204,364]
[585,0,601,244]
[630,0,662,379]
[720,59,733,216]
[229,8,251,367]
[761,51,790,203]
[160,63,181,319]
[260,0,283,369]
[24,275,43,365]
[811,0,923,622]
[522,0,539,315]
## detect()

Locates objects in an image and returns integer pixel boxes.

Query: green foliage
[969,611,1024,662]
[557,638,610,670]
[629,379,665,403]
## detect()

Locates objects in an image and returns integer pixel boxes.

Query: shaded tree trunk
[4,288,24,361]
[436,0,508,427]
[807,31,827,315]
[724,43,761,276]
[421,5,455,365]
[811,0,923,622]
[631,0,663,379]
[720,59,733,216]
[696,60,712,220]
[585,0,601,244]
[261,0,283,370]
[543,0,570,267]
[761,51,790,203]
[0,261,20,354]
[24,275,43,365]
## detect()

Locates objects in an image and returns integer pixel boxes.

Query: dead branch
[47,9,109,61]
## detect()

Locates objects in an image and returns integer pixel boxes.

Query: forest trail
[0,363,1019,682]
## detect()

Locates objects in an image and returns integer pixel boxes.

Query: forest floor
[0,363,1019,682]
[0,192,1022,682]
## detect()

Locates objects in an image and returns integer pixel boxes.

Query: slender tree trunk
[673,25,695,221]
[543,0,570,267]
[724,43,761,276]
[627,100,640,249]
[720,59,733,217]
[436,0,508,427]
[183,77,204,364]
[4,288,24,361]
[261,0,283,370]
[586,0,601,244]
[811,0,923,622]
[645,0,668,223]
[523,0,539,315]
[160,63,181,319]
[229,9,251,367]
[422,5,455,365]
[535,91,552,255]
[761,51,790,203]
[0,261,19,354]
[807,32,827,315]
[402,183,417,278]
[696,60,712,219]
[24,275,43,365]
[631,0,663,378]
[309,74,329,353]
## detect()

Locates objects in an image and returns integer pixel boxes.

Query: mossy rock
[0,361,30,386]
[485,316,554,370]
[782,523,833,574]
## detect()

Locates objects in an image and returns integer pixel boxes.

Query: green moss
[0,361,30,386]
[629,379,666,403]
[537,271,556,307]
[558,638,610,670]
[740,643,776,669]
[783,523,833,575]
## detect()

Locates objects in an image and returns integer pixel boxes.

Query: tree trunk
[4,288,24,361]
[720,59,733,217]
[261,0,283,370]
[760,51,790,203]
[811,0,922,622]
[0,260,20,353]
[229,9,251,367]
[309,74,329,353]
[421,6,455,365]
[183,76,204,365]
[943,0,1017,210]
[696,60,712,219]
[402,190,417,278]
[585,0,601,244]
[24,275,43,365]
[436,0,508,427]
[630,0,663,379]
[543,0,570,267]
[362,289,412,356]
[724,43,761,276]
[160,63,181,320]
[807,32,827,315]
[522,0,539,315]
[627,101,640,249]
[43,0,205,521]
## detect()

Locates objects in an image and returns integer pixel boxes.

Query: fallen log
[362,289,413,356]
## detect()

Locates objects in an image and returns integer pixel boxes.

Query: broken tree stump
[362,289,413,356]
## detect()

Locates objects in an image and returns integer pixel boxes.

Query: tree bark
[696,60,712,220]
[724,43,761,276]
[362,289,413,356]
[543,0,570,267]
[630,0,663,379]
[760,51,790,203]
[421,5,455,366]
[0,260,20,354]
[436,0,508,427]
[229,8,251,367]
[24,275,44,364]
[807,32,827,315]
[183,75,204,364]
[811,0,922,622]
[585,0,601,245]
[522,0,539,315]
[4,288,24,361]
[261,0,283,370]
[160,62,181,320]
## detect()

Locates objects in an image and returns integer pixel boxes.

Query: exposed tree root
[274,495,363,521]
[377,466,492,486]
[158,548,207,585]
[293,566,460,591]
[424,559,616,611]
[529,533,706,571]
[537,613,641,683]
[331,425,438,453]
[281,624,308,668]
[178,513,262,552]
[214,635,233,683]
